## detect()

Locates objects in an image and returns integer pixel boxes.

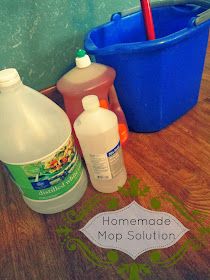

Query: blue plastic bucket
[85,5,210,132]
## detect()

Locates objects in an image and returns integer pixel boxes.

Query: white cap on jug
[0,68,21,88]
[82,95,100,111]
[75,49,91,68]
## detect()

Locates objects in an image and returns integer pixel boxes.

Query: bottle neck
[85,107,99,112]
[0,80,23,94]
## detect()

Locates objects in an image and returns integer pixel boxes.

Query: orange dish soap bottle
[57,49,128,148]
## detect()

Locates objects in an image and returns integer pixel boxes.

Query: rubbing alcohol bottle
[74,95,127,193]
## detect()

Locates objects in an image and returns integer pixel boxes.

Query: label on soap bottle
[89,141,123,180]
[5,136,83,200]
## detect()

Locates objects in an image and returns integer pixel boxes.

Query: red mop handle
[140,0,156,40]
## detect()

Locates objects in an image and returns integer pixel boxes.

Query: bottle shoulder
[57,63,115,95]
[74,108,118,136]
[0,85,72,163]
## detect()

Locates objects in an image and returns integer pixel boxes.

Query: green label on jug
[6,136,83,201]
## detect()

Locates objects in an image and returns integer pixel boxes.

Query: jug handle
[102,85,129,145]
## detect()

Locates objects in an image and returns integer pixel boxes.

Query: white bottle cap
[75,49,91,69]
[82,95,100,111]
[0,68,21,88]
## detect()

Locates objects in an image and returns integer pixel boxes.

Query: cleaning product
[0,68,87,214]
[74,95,127,193]
[57,49,128,147]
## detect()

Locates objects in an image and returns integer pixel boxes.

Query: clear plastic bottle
[74,95,127,193]
[57,49,128,148]
[0,68,87,214]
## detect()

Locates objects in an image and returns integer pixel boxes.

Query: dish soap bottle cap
[82,95,100,111]
[0,68,21,88]
[76,49,91,69]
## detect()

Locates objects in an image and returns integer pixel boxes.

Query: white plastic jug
[0,68,87,214]
[74,95,127,193]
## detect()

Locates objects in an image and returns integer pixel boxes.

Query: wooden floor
[0,39,209,280]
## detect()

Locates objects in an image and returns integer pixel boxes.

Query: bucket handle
[194,8,210,25]
[115,0,210,18]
